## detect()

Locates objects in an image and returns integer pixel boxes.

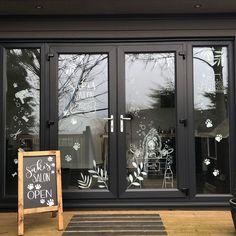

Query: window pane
[58,54,109,191]
[6,49,40,195]
[125,53,177,190]
[193,46,230,194]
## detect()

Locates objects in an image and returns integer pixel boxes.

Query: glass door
[49,45,117,199]
[117,44,188,198]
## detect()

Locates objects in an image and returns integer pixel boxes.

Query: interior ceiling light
[194,4,202,8]
[35,5,43,9]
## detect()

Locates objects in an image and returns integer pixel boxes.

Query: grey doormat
[63,213,167,235]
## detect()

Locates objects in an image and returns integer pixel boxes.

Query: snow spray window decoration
[78,160,108,189]
[128,128,174,189]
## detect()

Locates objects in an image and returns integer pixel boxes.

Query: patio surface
[0,210,235,235]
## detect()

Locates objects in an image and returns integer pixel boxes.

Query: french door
[49,43,188,200]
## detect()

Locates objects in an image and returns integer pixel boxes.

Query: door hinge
[181,188,189,196]
[47,53,54,61]
[178,51,186,60]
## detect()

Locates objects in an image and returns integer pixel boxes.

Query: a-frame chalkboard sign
[18,150,64,235]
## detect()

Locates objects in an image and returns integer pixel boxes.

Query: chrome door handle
[104,115,114,132]
[120,115,131,133]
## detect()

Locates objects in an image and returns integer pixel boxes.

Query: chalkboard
[23,155,58,209]
[18,151,64,235]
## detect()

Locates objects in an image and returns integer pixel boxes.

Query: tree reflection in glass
[193,46,230,194]
[125,53,177,189]
[58,54,109,191]
[6,49,40,195]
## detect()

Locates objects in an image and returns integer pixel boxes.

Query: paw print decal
[205,119,213,128]
[213,169,220,177]
[65,155,72,162]
[47,199,54,206]
[35,184,41,190]
[73,142,80,151]
[40,199,45,204]
[27,184,34,190]
[204,158,211,165]
[215,134,223,142]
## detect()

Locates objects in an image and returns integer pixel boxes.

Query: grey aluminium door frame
[117,43,188,199]
[48,44,118,200]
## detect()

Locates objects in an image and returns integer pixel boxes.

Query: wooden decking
[0,210,235,235]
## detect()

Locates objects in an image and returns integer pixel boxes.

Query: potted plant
[229,198,236,230]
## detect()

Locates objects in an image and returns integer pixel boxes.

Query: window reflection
[125,53,177,189]
[58,54,109,191]
[193,46,230,194]
[6,49,40,195]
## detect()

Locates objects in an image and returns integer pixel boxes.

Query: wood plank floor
[0,210,235,235]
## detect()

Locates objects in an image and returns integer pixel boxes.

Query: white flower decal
[13,159,18,164]
[48,156,53,162]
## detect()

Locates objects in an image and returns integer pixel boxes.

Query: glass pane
[58,54,109,191]
[125,53,176,190]
[6,49,40,195]
[193,46,230,194]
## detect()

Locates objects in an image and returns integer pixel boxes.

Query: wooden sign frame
[18,150,64,235]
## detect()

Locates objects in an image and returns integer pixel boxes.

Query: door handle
[47,120,55,127]
[104,115,114,133]
[120,115,131,133]
[179,119,187,127]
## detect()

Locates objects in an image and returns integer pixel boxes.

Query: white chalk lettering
[26,159,51,179]
[27,189,52,200]
[32,173,51,183]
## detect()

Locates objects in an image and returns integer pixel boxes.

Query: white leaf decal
[137,168,141,175]
[140,162,143,170]
[131,182,140,186]
[88,170,97,174]
[129,174,133,183]
[132,162,138,168]
[137,176,144,181]
[98,185,106,188]
[93,160,96,168]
